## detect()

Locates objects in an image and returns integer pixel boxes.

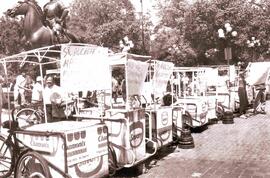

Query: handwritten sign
[153,61,174,97]
[126,59,149,95]
[60,45,110,92]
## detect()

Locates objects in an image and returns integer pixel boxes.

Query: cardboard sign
[61,45,111,93]
[126,59,149,95]
[153,61,174,97]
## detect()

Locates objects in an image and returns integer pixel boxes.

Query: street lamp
[119,36,134,52]
[247,37,261,61]
[218,23,237,65]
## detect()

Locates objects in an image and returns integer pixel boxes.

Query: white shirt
[14,75,26,92]
[43,85,62,105]
[31,82,43,102]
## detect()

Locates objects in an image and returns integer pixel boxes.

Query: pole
[140,0,145,53]
[38,55,48,123]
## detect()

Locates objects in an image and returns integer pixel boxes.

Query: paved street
[116,114,270,178]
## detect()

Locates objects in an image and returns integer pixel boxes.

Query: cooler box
[146,106,173,148]
[105,109,146,167]
[17,121,108,178]
[206,96,217,120]
[176,97,208,127]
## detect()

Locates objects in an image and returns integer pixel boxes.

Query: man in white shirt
[14,72,26,106]
[43,76,62,122]
[31,76,43,104]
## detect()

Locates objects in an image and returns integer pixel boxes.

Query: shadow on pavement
[113,144,178,178]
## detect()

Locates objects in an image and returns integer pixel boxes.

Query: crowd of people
[0,71,66,123]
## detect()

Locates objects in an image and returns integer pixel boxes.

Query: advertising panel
[153,61,174,97]
[126,59,149,95]
[17,121,109,178]
[156,107,173,147]
[61,45,110,93]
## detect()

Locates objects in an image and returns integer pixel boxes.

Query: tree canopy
[69,0,151,54]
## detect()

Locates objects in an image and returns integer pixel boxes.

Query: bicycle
[12,99,76,128]
[0,113,51,178]
[12,103,44,128]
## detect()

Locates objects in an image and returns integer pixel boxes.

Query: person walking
[238,71,249,117]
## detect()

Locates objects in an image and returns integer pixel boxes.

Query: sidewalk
[116,114,270,178]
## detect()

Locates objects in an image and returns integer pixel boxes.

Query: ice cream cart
[204,65,240,117]
[71,52,157,174]
[0,44,111,178]
[16,121,109,178]
[172,67,208,128]
[142,60,175,148]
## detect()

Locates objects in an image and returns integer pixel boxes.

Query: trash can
[222,111,234,124]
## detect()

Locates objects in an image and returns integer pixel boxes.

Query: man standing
[112,75,119,103]
[238,71,248,117]
[14,72,26,107]
[43,0,69,39]
[31,76,43,104]
[43,76,62,122]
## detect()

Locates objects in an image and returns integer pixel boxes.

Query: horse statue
[6,0,80,49]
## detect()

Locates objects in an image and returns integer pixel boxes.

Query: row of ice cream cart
[1,44,264,178]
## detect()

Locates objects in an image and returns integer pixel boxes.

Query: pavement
[115,114,270,178]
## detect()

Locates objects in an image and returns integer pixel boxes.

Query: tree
[155,0,270,66]
[0,16,25,55]
[153,0,197,66]
[69,0,150,54]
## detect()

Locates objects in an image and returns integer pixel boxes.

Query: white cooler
[17,121,109,178]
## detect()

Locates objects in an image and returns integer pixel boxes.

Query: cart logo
[66,131,88,158]
[67,131,86,142]
[29,136,51,152]
[97,126,108,149]
[129,121,144,148]
[200,112,207,124]
[161,111,169,126]
[158,126,171,142]
[75,156,103,177]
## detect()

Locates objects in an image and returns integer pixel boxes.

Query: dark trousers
[46,104,53,123]
[238,87,248,114]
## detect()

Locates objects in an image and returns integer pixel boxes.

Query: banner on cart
[66,125,108,166]
[153,61,174,97]
[61,45,110,92]
[126,59,148,95]
[17,134,59,154]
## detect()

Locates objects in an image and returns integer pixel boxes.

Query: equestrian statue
[6,0,80,49]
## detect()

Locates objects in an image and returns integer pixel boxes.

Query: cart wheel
[15,151,51,178]
[108,144,118,176]
[0,136,14,178]
[15,108,42,128]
